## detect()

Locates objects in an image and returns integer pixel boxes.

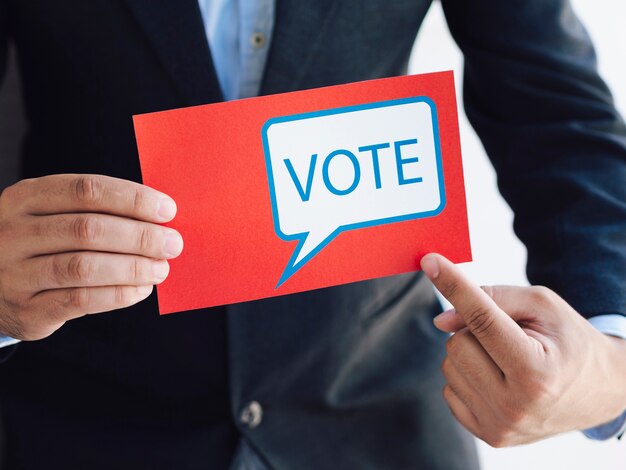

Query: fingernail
[421,254,440,279]
[433,309,454,325]
[433,312,445,324]
[137,285,153,296]
[163,233,183,258]
[158,198,177,221]
[152,261,170,283]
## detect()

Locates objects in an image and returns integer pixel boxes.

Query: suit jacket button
[240,401,263,429]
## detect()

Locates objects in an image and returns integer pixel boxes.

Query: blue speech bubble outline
[261,96,447,289]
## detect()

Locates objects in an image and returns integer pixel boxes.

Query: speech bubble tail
[275,269,294,289]
[275,229,336,289]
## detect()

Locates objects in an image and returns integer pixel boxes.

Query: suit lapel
[124,0,341,102]
[260,0,341,95]
[123,0,223,106]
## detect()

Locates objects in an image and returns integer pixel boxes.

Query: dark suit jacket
[0,1,625,469]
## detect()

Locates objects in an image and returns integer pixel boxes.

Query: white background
[408,1,626,468]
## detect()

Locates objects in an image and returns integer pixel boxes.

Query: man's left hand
[420,253,626,447]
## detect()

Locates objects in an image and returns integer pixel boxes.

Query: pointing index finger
[18,174,177,223]
[420,253,534,374]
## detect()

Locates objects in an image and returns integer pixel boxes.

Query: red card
[134,71,471,314]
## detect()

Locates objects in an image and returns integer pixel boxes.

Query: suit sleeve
[439,0,626,318]
[0,1,6,78]
[0,1,18,363]
[0,0,18,191]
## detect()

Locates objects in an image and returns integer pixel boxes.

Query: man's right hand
[0,174,183,341]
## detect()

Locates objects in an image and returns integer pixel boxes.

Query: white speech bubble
[262,96,446,287]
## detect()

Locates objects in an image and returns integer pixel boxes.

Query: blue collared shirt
[1,0,624,442]
[197,0,275,101]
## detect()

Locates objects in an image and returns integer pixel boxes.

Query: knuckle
[67,287,90,310]
[439,277,459,300]
[465,306,496,338]
[72,215,103,244]
[132,188,146,213]
[523,371,556,401]
[66,254,95,282]
[0,183,12,201]
[0,180,30,215]
[137,226,154,253]
[506,362,532,385]
[453,350,487,379]
[533,285,555,298]
[485,432,511,449]
[131,258,139,281]
[530,286,557,308]
[444,383,473,414]
[131,258,148,282]
[71,175,103,206]
[114,286,127,305]
[2,179,30,201]
[499,400,527,426]
[457,390,474,413]
[0,183,17,204]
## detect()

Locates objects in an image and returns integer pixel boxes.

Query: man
[0,0,625,468]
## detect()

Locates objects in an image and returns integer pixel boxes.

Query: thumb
[420,253,534,373]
